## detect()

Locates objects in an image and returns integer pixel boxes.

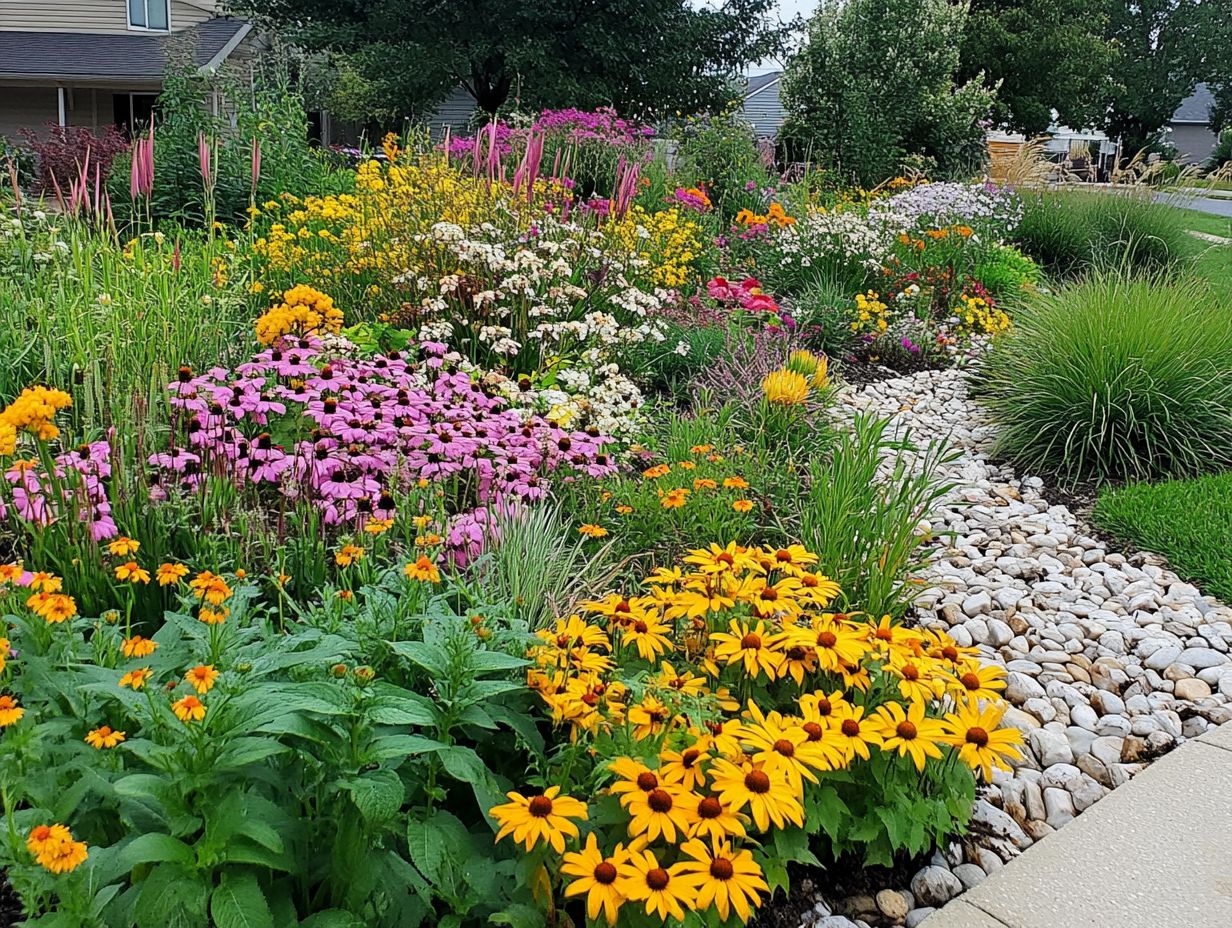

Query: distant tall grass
[979,275,1232,484]
[0,212,251,435]
[1013,189,1198,279]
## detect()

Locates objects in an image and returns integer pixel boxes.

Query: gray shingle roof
[0,17,249,82]
[744,71,782,99]
[1172,83,1213,124]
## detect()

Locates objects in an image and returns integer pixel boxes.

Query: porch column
[57,86,66,126]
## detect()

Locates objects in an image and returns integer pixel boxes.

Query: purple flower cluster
[875,182,1022,232]
[152,339,619,532]
[2,439,117,541]
[445,107,654,160]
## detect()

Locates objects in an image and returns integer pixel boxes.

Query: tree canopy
[959,0,1115,136]
[781,0,994,185]
[232,0,791,120]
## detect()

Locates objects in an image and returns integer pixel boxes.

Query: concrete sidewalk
[924,723,1232,928]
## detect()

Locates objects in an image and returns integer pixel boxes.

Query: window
[128,0,169,31]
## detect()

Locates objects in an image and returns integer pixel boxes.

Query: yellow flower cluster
[852,290,891,334]
[26,824,88,874]
[247,154,506,308]
[959,293,1011,335]
[254,285,344,346]
[0,385,72,453]
[607,206,704,289]
[761,349,829,406]
[501,542,1021,924]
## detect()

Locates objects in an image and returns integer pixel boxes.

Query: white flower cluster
[875,182,1023,233]
[768,206,913,274]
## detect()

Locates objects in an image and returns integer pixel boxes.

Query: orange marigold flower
[733,500,754,513]
[85,726,126,749]
[723,476,749,490]
[660,488,689,509]
[28,571,62,592]
[335,544,365,567]
[198,605,230,625]
[0,695,25,727]
[579,524,609,538]
[184,664,220,694]
[119,668,152,690]
[122,635,158,658]
[172,695,207,723]
[156,563,188,586]
[404,555,441,584]
[114,561,151,584]
[107,537,140,557]
[27,824,88,874]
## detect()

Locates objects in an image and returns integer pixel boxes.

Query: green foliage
[960,0,1115,135]
[619,320,733,403]
[0,209,250,429]
[1093,473,1232,602]
[671,110,773,220]
[1105,0,1232,155]
[460,503,620,629]
[795,414,958,618]
[1012,189,1197,278]
[108,59,326,226]
[979,275,1232,483]
[972,244,1043,300]
[781,0,995,185]
[1209,127,1232,169]
[235,0,791,118]
[0,567,546,927]
[791,277,864,357]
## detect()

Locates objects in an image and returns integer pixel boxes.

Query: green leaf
[367,733,446,761]
[469,651,528,673]
[346,769,405,823]
[215,737,290,771]
[300,911,366,928]
[406,817,448,884]
[135,864,209,928]
[116,833,196,873]
[389,640,451,677]
[211,872,275,928]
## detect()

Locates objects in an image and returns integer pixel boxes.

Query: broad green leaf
[346,769,405,823]
[211,872,275,928]
[116,833,196,872]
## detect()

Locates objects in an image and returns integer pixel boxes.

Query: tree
[781,0,996,186]
[959,0,1115,135]
[231,0,791,120]
[1104,0,1232,156]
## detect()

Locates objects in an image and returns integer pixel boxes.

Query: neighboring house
[1167,83,1218,164]
[0,1,258,141]
[740,70,785,139]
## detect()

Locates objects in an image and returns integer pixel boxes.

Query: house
[1167,83,1218,164]
[740,70,785,140]
[0,1,259,141]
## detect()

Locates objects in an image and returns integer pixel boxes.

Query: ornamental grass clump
[980,275,1232,483]
[1013,188,1197,278]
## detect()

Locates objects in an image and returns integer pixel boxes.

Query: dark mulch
[1,874,20,928]
[834,357,904,389]
[753,853,931,928]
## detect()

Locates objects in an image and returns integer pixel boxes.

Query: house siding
[423,85,478,137]
[1169,123,1218,165]
[0,85,56,138]
[740,79,785,139]
[0,0,217,34]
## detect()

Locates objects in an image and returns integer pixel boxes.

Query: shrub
[1012,189,1196,278]
[972,243,1042,300]
[19,124,128,197]
[979,275,1232,484]
[671,110,773,220]
[1092,474,1232,602]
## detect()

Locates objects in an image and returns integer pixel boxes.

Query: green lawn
[1093,474,1232,603]
[1170,207,1232,287]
